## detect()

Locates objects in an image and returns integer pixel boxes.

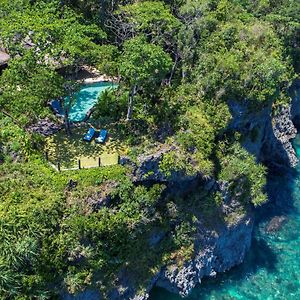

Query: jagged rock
[120,145,195,183]
[155,122,174,142]
[155,212,253,297]
[217,180,230,203]
[119,156,136,167]
[228,101,298,170]
[62,176,252,300]
[291,80,300,127]
[270,106,298,167]
[28,118,62,136]
[131,144,198,183]
[85,181,119,211]
[134,144,176,182]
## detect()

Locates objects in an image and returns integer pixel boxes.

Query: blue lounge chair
[83,127,96,142]
[95,129,108,144]
[50,100,64,116]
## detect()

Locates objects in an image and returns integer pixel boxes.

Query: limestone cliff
[62,175,254,300]
[155,209,253,298]
[229,101,298,170]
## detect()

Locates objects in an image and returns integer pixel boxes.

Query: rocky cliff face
[62,176,253,300]
[134,96,299,299]
[261,105,298,169]
[291,81,300,127]
[155,211,253,298]
[229,101,298,171]
[111,178,253,300]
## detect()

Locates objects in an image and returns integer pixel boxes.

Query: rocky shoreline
[63,177,254,300]
[155,212,253,298]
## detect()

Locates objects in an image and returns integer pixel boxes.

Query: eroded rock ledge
[229,101,298,171]
[62,171,254,300]
[155,212,253,298]
[262,105,298,169]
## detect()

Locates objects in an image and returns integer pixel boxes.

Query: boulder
[28,118,62,136]
[265,215,287,233]
[84,181,119,212]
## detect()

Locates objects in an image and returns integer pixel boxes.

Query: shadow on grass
[45,125,125,169]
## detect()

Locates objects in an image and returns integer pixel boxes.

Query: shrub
[218,143,267,206]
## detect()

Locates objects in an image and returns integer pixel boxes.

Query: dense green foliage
[0,0,299,298]
[218,142,267,206]
[0,53,64,124]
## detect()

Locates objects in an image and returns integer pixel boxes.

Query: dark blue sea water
[150,136,300,300]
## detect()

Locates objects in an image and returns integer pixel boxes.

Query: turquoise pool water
[150,137,300,300]
[65,82,116,122]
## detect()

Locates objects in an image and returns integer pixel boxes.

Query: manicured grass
[45,125,125,169]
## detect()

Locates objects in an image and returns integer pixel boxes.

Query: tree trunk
[168,54,178,85]
[64,108,71,136]
[74,63,80,79]
[126,84,137,121]
[0,109,29,132]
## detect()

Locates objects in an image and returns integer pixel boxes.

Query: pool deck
[82,74,119,84]
[74,65,119,84]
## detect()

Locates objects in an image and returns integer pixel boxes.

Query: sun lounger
[95,129,108,143]
[50,100,64,116]
[83,127,96,142]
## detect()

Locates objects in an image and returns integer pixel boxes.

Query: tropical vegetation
[0,0,299,298]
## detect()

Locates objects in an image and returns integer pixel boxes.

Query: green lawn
[45,125,125,170]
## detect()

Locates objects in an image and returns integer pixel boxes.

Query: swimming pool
[65,82,116,122]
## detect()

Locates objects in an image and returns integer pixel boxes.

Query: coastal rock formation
[76,211,253,300]
[229,101,298,170]
[265,215,287,233]
[62,177,253,300]
[128,98,299,185]
[63,89,300,300]
[115,99,299,300]
[155,212,253,297]
[261,105,298,169]
[291,82,300,127]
